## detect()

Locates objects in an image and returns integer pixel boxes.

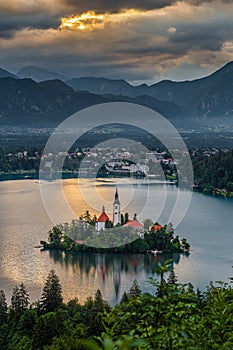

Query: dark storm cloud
[186,0,233,4]
[0,14,60,38]
[0,0,231,38]
[62,0,233,13]
[168,19,233,52]
[1,0,233,82]
[63,0,176,13]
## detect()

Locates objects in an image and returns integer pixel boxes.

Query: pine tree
[10,283,30,319]
[40,269,63,313]
[124,213,129,224]
[128,280,142,298]
[120,291,129,304]
[167,268,178,285]
[94,289,105,313]
[121,214,125,226]
[0,290,7,325]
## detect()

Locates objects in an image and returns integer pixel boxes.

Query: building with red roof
[123,220,144,237]
[95,206,109,232]
[149,224,164,232]
[124,220,143,230]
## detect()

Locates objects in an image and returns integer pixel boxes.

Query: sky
[0,0,233,84]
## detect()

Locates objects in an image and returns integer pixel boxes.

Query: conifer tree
[40,269,63,313]
[120,291,129,304]
[121,214,125,226]
[94,289,105,313]
[128,280,142,298]
[167,268,178,285]
[0,290,7,325]
[10,283,30,319]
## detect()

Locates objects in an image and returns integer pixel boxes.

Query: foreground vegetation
[1,264,233,349]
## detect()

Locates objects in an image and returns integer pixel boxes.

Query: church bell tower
[113,187,121,226]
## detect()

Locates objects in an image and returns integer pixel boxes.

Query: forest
[0,264,233,349]
[191,149,233,194]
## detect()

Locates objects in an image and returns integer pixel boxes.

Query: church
[95,188,121,231]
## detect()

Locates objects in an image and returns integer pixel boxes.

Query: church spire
[114,187,120,205]
[113,187,121,226]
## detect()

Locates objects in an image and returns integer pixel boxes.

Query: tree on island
[40,269,63,313]
[48,227,63,246]
[181,238,190,251]
[121,214,125,226]
[79,210,92,223]
[124,212,129,224]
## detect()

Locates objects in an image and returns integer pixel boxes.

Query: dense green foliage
[192,149,233,195]
[0,147,41,174]
[1,266,233,349]
[41,221,190,254]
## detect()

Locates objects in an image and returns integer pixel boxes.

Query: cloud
[0,0,233,82]
[0,1,62,38]
[62,0,176,13]
[62,0,233,14]
[167,27,177,34]
[0,15,60,38]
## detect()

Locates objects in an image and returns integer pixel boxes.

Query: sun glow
[60,11,106,31]
[60,9,146,31]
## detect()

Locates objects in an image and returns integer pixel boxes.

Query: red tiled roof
[150,224,163,231]
[124,220,143,228]
[97,211,109,222]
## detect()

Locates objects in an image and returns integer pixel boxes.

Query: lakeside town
[1,145,233,196]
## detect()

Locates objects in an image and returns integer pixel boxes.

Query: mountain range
[0,62,233,128]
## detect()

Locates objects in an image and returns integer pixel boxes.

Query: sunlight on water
[0,179,232,305]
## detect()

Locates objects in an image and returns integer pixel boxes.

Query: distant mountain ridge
[0,67,18,79]
[0,77,178,127]
[0,62,233,128]
[17,66,67,82]
[66,62,233,119]
[0,78,108,126]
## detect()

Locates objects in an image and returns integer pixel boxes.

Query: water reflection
[46,250,183,303]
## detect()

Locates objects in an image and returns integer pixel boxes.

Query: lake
[0,178,232,305]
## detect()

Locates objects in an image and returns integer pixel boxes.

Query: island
[40,220,190,254]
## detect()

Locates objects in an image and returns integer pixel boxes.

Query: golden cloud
[59,9,147,31]
[60,11,105,31]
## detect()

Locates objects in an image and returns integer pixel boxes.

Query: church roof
[97,211,109,223]
[124,220,143,228]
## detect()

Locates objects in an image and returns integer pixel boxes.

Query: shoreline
[1,174,232,198]
[40,244,190,256]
